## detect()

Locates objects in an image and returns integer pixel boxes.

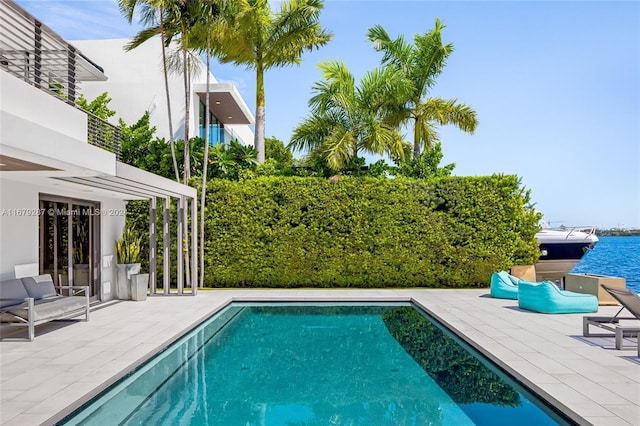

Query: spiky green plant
[115,227,143,264]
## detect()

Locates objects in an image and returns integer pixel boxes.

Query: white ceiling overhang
[194,82,255,125]
[55,162,197,200]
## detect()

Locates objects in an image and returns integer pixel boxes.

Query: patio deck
[1,289,638,426]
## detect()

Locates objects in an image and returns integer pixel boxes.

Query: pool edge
[44,295,589,426]
[409,298,589,426]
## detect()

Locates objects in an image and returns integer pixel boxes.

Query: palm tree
[367,20,478,158]
[289,60,412,171]
[190,0,224,288]
[126,0,207,289]
[118,0,180,182]
[211,0,332,163]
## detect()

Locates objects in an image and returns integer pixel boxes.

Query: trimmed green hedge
[382,306,520,406]
[202,175,540,287]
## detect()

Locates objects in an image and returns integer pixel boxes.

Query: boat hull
[535,259,582,283]
[533,221,598,283]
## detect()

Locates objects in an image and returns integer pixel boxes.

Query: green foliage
[119,112,259,181]
[115,226,143,264]
[289,60,411,171]
[265,136,293,167]
[366,159,392,177]
[118,111,176,179]
[393,142,455,179]
[209,140,259,180]
[368,21,478,157]
[174,137,206,178]
[119,112,158,167]
[202,175,540,287]
[76,92,116,120]
[211,0,333,162]
[382,307,521,406]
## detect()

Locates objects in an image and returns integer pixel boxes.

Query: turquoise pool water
[62,303,572,425]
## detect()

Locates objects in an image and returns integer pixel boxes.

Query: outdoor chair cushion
[0,278,29,308]
[490,271,519,300]
[518,280,598,314]
[22,275,57,300]
[5,295,88,322]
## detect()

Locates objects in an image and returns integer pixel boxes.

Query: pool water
[62,303,572,425]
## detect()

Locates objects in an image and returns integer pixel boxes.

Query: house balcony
[0,0,121,160]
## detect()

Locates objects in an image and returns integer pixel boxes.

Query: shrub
[202,175,539,287]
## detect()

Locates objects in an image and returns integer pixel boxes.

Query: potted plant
[115,226,147,300]
[73,219,90,286]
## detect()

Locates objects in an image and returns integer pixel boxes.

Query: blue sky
[17,0,640,229]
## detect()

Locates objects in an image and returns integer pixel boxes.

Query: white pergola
[58,162,198,295]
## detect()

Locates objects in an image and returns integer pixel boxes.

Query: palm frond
[266,0,332,68]
[411,20,453,95]
[367,24,412,71]
[322,126,355,170]
[126,26,162,50]
[418,98,479,134]
[289,113,333,154]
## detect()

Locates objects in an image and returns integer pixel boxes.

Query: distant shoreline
[596,230,640,236]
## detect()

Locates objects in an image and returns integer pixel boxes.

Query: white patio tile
[601,404,640,426]
[1,289,639,426]
[585,415,634,426]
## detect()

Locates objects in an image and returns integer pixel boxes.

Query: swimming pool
[60,303,573,425]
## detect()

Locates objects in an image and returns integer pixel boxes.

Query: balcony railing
[0,0,84,104]
[88,112,122,160]
[0,0,120,159]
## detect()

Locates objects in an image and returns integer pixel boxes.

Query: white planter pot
[116,263,141,300]
[131,273,149,301]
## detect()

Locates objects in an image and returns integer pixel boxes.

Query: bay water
[572,236,640,293]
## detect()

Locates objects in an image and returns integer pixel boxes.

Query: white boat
[535,221,599,283]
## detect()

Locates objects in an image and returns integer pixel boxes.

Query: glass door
[39,195,100,299]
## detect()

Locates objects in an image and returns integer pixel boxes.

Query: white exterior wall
[225,125,255,146]
[99,198,126,301]
[0,177,126,297]
[0,180,39,280]
[73,38,194,142]
[1,71,116,175]
[73,38,254,147]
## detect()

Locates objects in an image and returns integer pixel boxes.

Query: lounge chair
[583,285,640,351]
[518,280,598,314]
[0,274,89,341]
[490,271,519,300]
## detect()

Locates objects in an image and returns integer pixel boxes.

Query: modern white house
[71,38,255,147]
[0,0,198,301]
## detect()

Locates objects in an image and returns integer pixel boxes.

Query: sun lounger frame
[583,283,640,352]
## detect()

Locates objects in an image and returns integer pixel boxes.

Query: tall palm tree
[211,0,332,163]
[367,20,478,158]
[118,0,180,182]
[121,0,202,290]
[289,60,412,170]
[190,0,225,288]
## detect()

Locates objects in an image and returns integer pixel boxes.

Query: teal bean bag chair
[518,280,598,314]
[490,271,519,300]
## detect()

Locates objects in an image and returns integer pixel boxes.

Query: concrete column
[191,196,197,295]
[177,196,184,294]
[163,197,170,295]
[149,197,157,294]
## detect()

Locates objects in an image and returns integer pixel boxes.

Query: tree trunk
[159,11,180,183]
[255,64,265,163]
[199,49,211,289]
[183,51,191,183]
[412,116,421,158]
[182,49,191,289]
